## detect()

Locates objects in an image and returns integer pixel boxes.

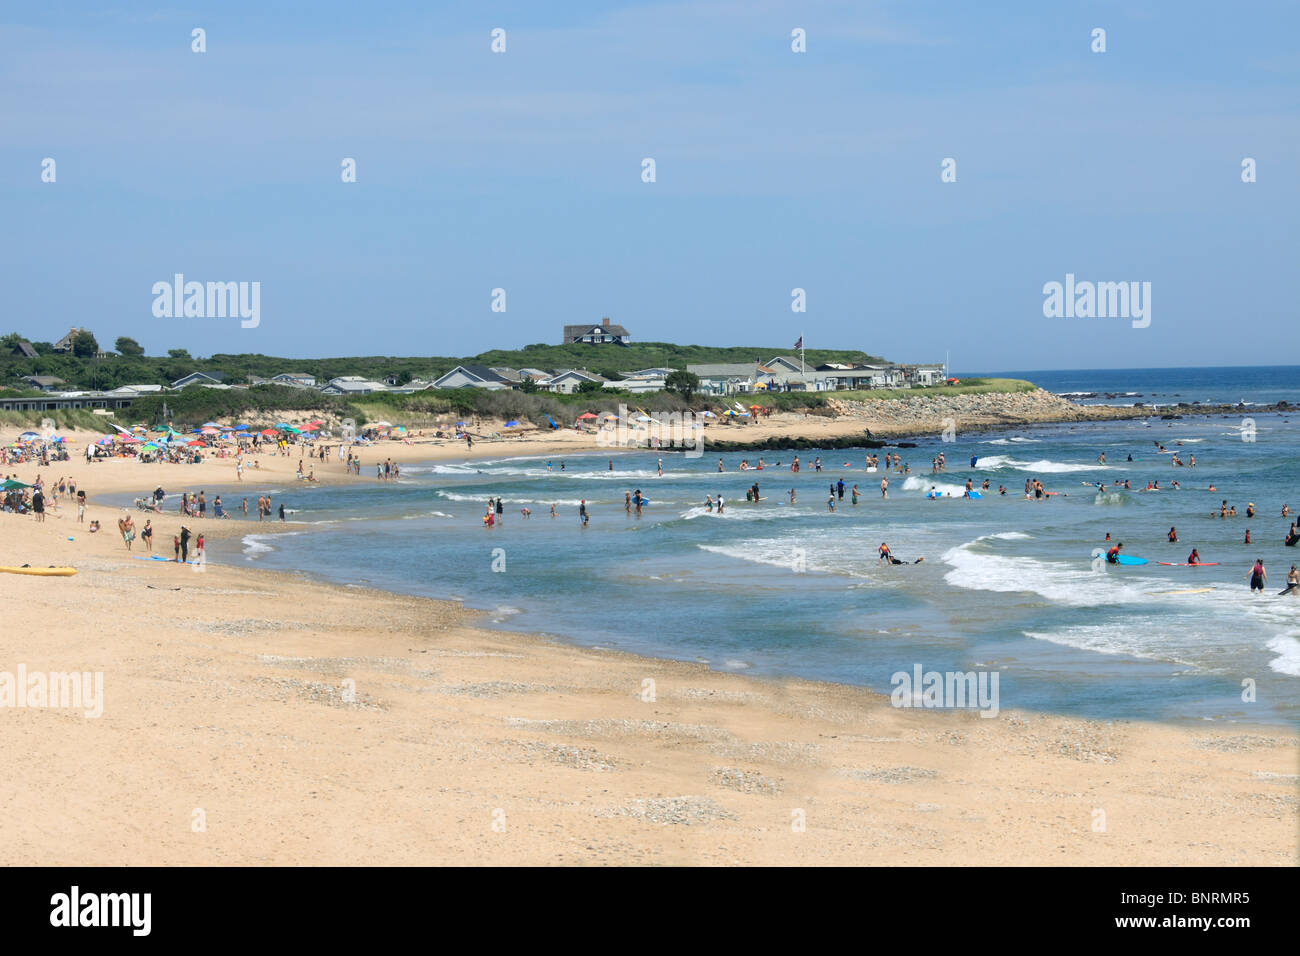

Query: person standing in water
[1247,558,1267,592]
[880,476,889,498]
[1282,565,1299,596]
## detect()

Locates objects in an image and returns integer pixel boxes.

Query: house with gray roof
[561,317,630,345]
[430,366,512,390]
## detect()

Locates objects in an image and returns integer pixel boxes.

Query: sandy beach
[1,424,1295,866]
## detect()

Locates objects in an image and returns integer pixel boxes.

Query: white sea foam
[1266,635,1300,676]
[241,532,302,558]
[973,455,1108,473]
[941,534,1152,607]
[901,476,969,497]
[679,504,803,521]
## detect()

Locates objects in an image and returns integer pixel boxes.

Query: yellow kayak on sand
[0,566,77,577]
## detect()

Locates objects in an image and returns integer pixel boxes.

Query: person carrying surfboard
[1282,565,1299,597]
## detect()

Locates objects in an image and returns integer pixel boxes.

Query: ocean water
[970,365,1300,408]
[113,372,1300,727]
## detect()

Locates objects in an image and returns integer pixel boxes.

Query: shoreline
[2,529,1294,865]
[2,414,1297,865]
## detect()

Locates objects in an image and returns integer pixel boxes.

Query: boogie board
[1156,561,1220,567]
[1158,587,1215,595]
[0,566,76,576]
[967,491,982,499]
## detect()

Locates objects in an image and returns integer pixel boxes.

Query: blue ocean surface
[970,365,1300,408]
[113,369,1300,727]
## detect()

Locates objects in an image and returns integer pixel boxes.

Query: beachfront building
[170,370,230,389]
[429,366,513,390]
[318,376,388,395]
[106,383,166,398]
[604,368,670,394]
[19,375,67,391]
[687,361,778,395]
[900,363,947,386]
[10,340,39,359]
[561,317,631,345]
[271,372,317,388]
[541,369,608,394]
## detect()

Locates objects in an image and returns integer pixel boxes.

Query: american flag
[793,335,803,350]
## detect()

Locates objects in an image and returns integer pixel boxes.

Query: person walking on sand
[179,525,191,563]
[1247,558,1267,593]
[142,519,153,552]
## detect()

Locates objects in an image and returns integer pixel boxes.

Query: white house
[319,376,387,395]
[604,368,669,394]
[541,369,607,394]
[272,372,317,388]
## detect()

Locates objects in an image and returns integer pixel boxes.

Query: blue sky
[2,1,1296,368]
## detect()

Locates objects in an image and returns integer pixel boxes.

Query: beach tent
[503,421,518,427]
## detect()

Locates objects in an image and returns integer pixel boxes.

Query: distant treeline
[0,334,886,392]
[118,383,836,430]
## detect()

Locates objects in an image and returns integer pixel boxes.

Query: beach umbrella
[577,412,598,420]
[299,423,319,432]
[1,479,31,490]
[233,424,250,431]
[201,427,220,435]
[701,410,716,418]
[202,422,220,428]
[260,429,278,437]
[18,431,39,440]
[371,420,393,428]
[186,439,206,447]
[96,436,114,445]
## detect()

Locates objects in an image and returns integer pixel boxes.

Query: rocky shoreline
[700,389,1287,452]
